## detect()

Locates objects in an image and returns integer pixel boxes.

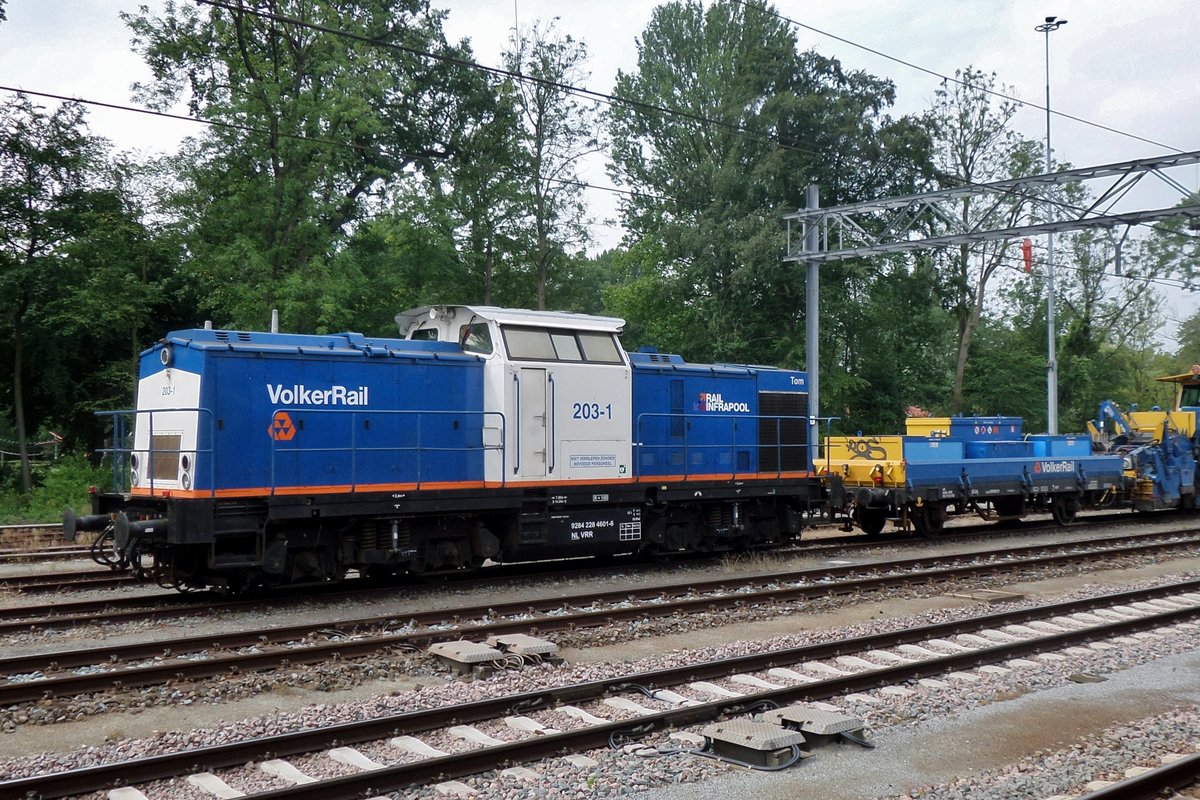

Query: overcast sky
[1,0,1197,341]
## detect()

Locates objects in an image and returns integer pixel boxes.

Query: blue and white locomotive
[68,306,826,590]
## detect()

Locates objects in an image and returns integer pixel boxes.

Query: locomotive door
[517,368,548,478]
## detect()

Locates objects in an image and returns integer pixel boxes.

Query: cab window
[503,328,557,360]
[459,322,493,355]
[578,331,623,363]
[502,326,624,364]
[551,332,583,361]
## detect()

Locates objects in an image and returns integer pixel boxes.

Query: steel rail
[0,570,134,593]
[5,580,1198,800]
[0,514,1175,628]
[0,525,1192,635]
[1077,753,1200,799]
[1,533,1197,705]
[0,547,93,563]
[1,528,1194,668]
[0,522,62,537]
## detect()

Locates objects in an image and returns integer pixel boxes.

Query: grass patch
[0,454,114,525]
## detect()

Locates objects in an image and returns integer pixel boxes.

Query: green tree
[125,0,480,329]
[607,0,933,430]
[1178,309,1200,368]
[418,71,529,307]
[963,315,1047,424]
[1055,228,1164,428]
[1139,192,1200,291]
[927,67,1042,414]
[505,20,601,309]
[0,96,99,491]
[0,97,175,491]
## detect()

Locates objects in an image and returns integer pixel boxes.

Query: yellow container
[823,435,907,487]
[904,418,953,438]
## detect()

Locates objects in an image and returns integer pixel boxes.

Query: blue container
[948,416,1024,440]
[903,438,964,461]
[965,440,1035,459]
[1028,435,1093,457]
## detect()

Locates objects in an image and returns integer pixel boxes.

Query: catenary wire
[191,0,1200,297]
[729,1,1200,243]
[193,0,1199,245]
[194,0,825,160]
[734,0,1187,155]
[6,11,1193,262]
[0,84,662,202]
[6,81,1193,267]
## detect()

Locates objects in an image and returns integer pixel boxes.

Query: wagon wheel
[1051,494,1081,526]
[854,507,888,537]
[911,502,947,538]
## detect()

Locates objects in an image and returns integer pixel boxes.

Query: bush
[0,454,114,524]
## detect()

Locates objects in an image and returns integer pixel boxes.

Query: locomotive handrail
[547,372,556,474]
[95,407,217,496]
[268,408,506,494]
[513,373,521,476]
[633,411,813,480]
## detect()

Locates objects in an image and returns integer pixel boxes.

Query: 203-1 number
[572,402,611,420]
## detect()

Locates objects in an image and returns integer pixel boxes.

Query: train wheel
[912,503,946,538]
[854,507,887,537]
[1052,494,1080,526]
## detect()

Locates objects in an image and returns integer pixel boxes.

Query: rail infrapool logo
[696,392,751,413]
[267,384,369,406]
[1034,460,1075,474]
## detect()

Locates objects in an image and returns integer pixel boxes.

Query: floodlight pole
[1037,15,1067,434]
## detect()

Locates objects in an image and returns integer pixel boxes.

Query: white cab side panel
[132,367,201,491]
[547,363,631,481]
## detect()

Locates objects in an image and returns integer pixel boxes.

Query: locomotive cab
[397,305,633,486]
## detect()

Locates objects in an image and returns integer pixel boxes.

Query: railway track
[0,511,1177,611]
[0,546,94,564]
[0,569,134,593]
[2,527,1198,706]
[6,578,1198,800]
[2,524,1195,634]
[1079,753,1200,799]
[0,508,1163,591]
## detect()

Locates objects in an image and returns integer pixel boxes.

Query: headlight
[1122,457,1132,470]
